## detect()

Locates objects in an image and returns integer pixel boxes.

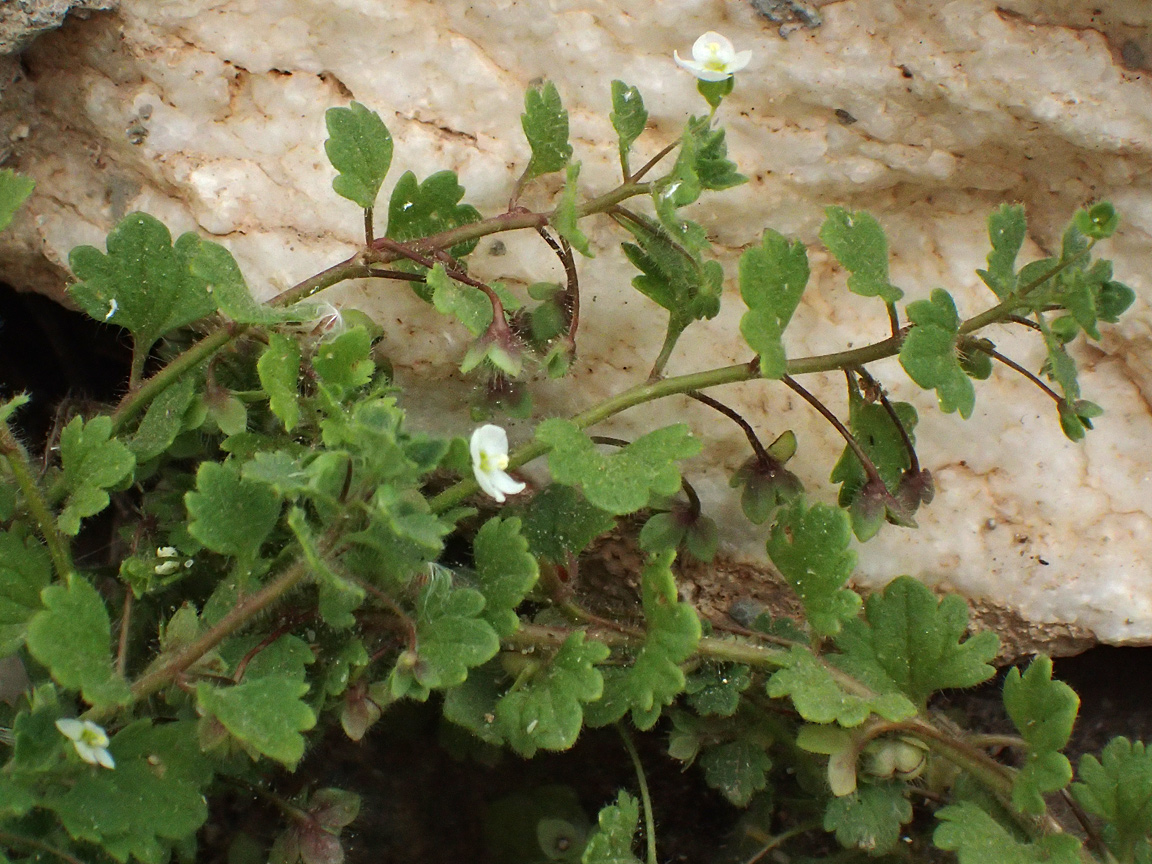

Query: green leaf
[767,645,915,727]
[685,664,751,717]
[581,791,642,864]
[1037,315,1081,412]
[197,674,316,767]
[325,101,394,209]
[554,162,593,257]
[537,419,701,516]
[678,116,746,195]
[583,550,700,730]
[49,721,211,864]
[515,484,615,564]
[129,374,197,461]
[428,263,491,337]
[619,212,722,332]
[496,631,610,757]
[385,169,482,257]
[473,516,538,637]
[190,239,313,325]
[739,229,810,378]
[397,572,500,693]
[1073,737,1152,863]
[56,415,135,536]
[258,333,302,432]
[934,802,1082,864]
[288,507,363,629]
[521,80,572,181]
[899,288,975,418]
[1003,655,1078,813]
[0,169,35,231]
[609,80,648,175]
[824,781,912,857]
[312,326,375,398]
[0,392,30,426]
[766,499,861,638]
[977,204,1027,299]
[68,212,216,352]
[185,461,282,562]
[819,207,903,304]
[25,574,130,709]
[1074,201,1119,240]
[831,387,917,503]
[832,576,999,710]
[0,527,51,655]
[700,739,773,807]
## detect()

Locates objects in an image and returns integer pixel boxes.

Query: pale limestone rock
[3,0,1151,647]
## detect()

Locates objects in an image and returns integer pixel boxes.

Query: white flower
[56,718,115,769]
[470,424,526,503]
[674,31,752,82]
[156,546,178,558]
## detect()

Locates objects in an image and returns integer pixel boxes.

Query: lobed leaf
[190,239,314,325]
[977,204,1027,299]
[325,101,393,209]
[521,80,573,181]
[766,499,861,638]
[1073,737,1152,863]
[700,739,772,807]
[56,415,135,536]
[496,631,610,757]
[69,212,216,352]
[619,211,722,331]
[934,802,1082,864]
[819,207,902,304]
[258,333,302,432]
[739,228,810,378]
[1003,654,1078,813]
[899,288,975,418]
[185,460,282,562]
[537,419,701,516]
[581,791,642,864]
[385,169,481,257]
[312,326,376,399]
[49,720,211,864]
[515,484,615,565]
[832,576,998,710]
[197,674,316,768]
[472,516,539,638]
[25,575,131,709]
[767,646,915,727]
[609,80,648,175]
[583,550,701,730]
[129,374,197,462]
[397,574,500,694]
[824,781,912,857]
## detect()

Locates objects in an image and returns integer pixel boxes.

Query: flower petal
[692,31,734,63]
[729,50,753,74]
[55,718,84,741]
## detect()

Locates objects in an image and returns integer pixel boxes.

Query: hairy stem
[648,320,685,380]
[86,556,313,722]
[0,420,73,576]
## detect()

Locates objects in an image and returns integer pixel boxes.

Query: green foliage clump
[0,56,1141,864]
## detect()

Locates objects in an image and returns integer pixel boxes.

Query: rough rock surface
[2,0,1150,649]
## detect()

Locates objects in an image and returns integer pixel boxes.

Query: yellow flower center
[479,451,507,473]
